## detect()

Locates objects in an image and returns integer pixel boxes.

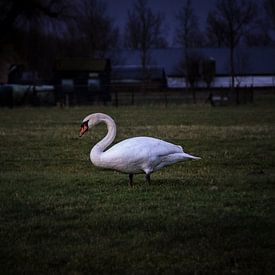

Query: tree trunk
[230,45,240,104]
[230,46,235,91]
[141,48,147,93]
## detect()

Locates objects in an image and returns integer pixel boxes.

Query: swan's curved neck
[95,114,116,152]
[90,114,116,165]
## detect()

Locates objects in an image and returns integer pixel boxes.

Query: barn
[54,58,111,105]
[108,48,275,89]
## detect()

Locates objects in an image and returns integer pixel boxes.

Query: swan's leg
[129,174,134,186]
[145,173,151,184]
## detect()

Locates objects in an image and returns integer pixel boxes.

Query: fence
[1,83,273,107]
[110,84,255,106]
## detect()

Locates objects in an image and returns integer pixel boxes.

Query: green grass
[0,102,275,274]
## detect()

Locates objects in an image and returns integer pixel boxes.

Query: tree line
[0,0,275,85]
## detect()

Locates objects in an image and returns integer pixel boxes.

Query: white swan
[79,113,200,185]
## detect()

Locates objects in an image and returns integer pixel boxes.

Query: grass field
[0,101,275,274]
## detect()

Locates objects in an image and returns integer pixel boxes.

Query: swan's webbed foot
[129,174,133,187]
[145,174,151,184]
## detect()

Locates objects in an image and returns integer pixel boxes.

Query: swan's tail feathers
[181,152,201,160]
[154,152,201,171]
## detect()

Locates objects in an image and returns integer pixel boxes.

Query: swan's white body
[80,113,200,183]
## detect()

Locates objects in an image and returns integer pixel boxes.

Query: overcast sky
[105,0,216,45]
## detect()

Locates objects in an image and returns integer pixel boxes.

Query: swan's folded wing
[101,137,183,171]
[149,139,184,157]
[105,136,182,157]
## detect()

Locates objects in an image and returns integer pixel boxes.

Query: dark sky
[105,0,216,45]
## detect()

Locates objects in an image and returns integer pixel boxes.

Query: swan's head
[79,113,103,137]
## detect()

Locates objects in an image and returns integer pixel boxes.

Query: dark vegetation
[0,0,275,84]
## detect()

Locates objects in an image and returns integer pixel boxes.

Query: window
[61,79,74,93]
[88,79,100,92]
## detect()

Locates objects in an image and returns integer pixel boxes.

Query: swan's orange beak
[79,122,89,137]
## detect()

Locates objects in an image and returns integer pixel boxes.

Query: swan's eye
[81,121,89,128]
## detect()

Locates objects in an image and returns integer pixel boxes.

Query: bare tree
[244,2,272,46]
[0,0,72,43]
[124,0,167,72]
[245,19,272,46]
[176,0,202,100]
[78,0,119,57]
[0,0,75,79]
[176,0,202,50]
[206,13,226,47]
[265,0,275,29]
[207,0,257,90]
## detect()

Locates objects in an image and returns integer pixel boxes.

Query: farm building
[54,58,111,105]
[110,65,167,105]
[0,64,54,107]
[8,64,41,85]
[107,48,275,89]
[111,65,167,91]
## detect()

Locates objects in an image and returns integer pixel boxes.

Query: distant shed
[109,48,275,88]
[54,58,111,105]
[111,65,167,92]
